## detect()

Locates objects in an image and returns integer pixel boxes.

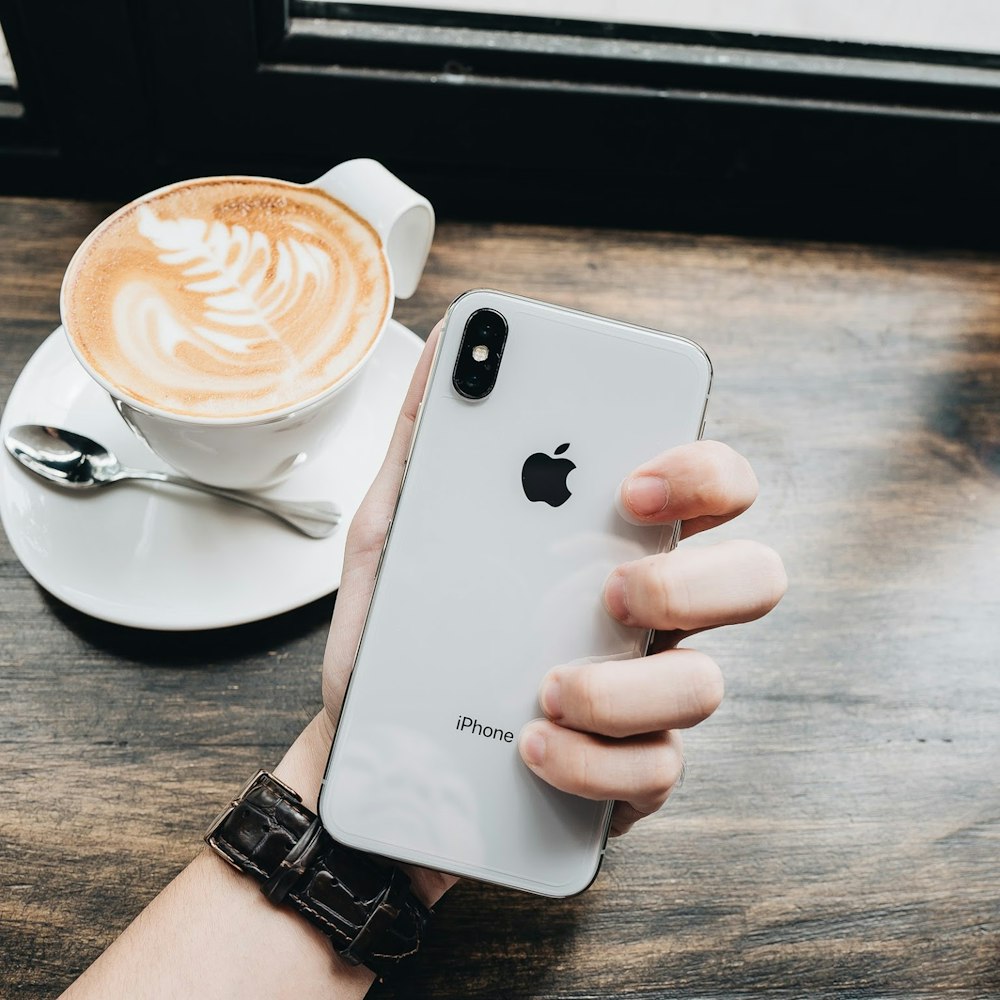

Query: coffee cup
[60,159,433,489]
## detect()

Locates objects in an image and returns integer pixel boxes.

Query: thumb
[347,318,442,558]
[322,319,443,706]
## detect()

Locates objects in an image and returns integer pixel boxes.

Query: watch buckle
[204,769,301,870]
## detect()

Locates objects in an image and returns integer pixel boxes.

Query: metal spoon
[4,425,340,539]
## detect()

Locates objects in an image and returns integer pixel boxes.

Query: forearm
[62,715,374,1000]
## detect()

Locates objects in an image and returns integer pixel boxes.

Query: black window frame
[2,0,1000,246]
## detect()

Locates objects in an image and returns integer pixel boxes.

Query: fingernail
[604,569,630,623]
[519,726,547,767]
[539,676,562,720]
[624,475,669,517]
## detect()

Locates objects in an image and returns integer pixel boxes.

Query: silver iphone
[319,289,712,896]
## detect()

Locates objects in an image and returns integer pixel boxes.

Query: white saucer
[0,322,422,630]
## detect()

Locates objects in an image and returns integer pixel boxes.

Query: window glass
[0,24,15,87]
[300,0,1000,54]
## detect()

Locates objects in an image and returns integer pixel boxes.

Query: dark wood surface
[1,195,998,998]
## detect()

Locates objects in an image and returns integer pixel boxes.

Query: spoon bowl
[6,424,124,488]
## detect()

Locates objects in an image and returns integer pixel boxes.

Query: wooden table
[2,196,998,998]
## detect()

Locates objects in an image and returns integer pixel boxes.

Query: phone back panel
[319,290,712,895]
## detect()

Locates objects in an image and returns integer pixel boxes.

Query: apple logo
[521,443,576,507]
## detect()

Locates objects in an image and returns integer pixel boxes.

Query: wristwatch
[205,770,432,979]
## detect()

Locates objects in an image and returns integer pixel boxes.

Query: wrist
[204,766,436,981]
[272,711,459,908]
[196,847,377,996]
[272,711,334,813]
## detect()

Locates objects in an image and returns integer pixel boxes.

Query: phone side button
[403,402,423,473]
[371,520,392,581]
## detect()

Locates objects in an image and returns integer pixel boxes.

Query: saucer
[0,322,423,630]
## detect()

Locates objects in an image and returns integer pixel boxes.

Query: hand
[317,322,443,737]
[312,321,455,905]
[304,320,785,899]
[518,440,786,835]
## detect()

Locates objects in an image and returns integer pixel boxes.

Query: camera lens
[452,308,508,400]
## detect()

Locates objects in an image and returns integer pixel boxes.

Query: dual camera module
[452,308,508,400]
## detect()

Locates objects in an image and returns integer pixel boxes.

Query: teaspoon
[4,425,340,539]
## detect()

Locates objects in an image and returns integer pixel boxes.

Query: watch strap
[205,771,431,979]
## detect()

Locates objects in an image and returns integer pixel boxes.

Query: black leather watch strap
[205,771,431,980]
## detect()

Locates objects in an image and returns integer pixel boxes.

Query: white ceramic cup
[60,159,434,489]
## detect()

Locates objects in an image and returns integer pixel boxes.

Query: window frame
[2,0,1000,245]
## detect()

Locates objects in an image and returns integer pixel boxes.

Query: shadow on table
[40,585,336,667]
[374,881,580,999]
[42,585,580,999]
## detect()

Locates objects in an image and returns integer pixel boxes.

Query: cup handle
[310,159,434,300]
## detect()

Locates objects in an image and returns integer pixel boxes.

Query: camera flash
[472,344,489,362]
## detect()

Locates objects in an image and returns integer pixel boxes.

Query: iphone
[319,290,712,896]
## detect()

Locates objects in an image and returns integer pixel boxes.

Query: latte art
[63,178,390,418]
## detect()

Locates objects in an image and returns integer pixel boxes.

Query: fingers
[520,645,713,830]
[618,440,758,538]
[537,647,724,738]
[520,532,785,831]
[519,723,684,818]
[609,800,658,838]
[604,539,787,632]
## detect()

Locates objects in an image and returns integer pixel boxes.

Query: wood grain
[0,196,998,997]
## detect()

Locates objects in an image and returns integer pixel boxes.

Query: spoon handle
[123,470,341,538]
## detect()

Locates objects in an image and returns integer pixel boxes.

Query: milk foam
[63,178,390,419]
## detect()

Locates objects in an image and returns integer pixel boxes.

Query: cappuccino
[63,177,391,419]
